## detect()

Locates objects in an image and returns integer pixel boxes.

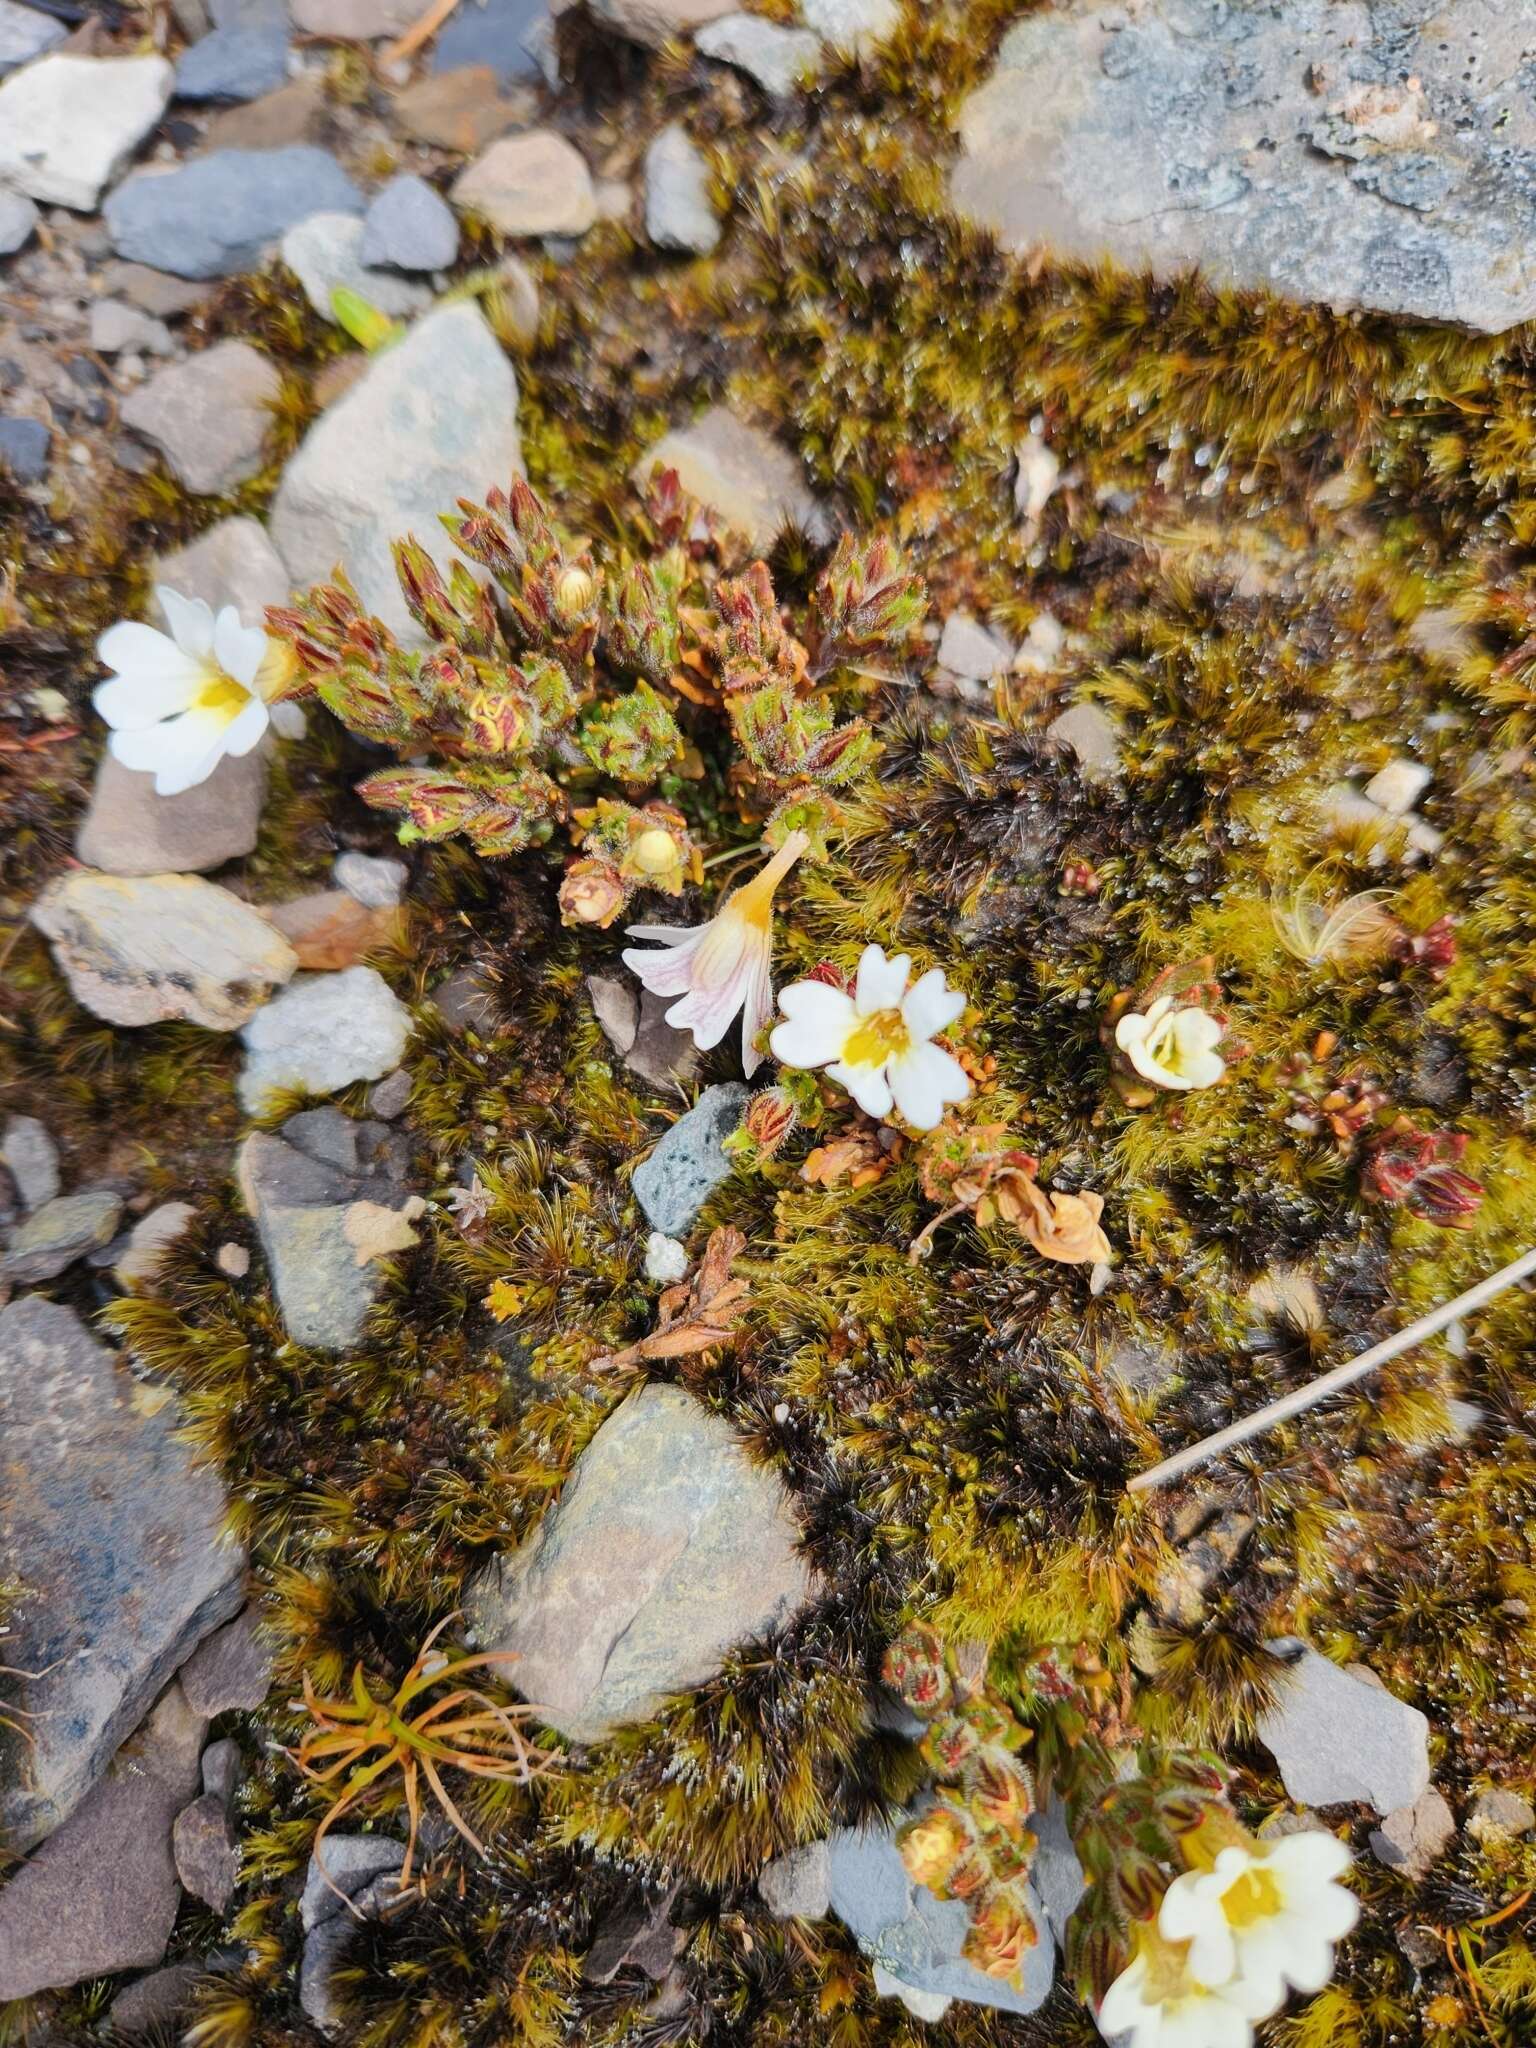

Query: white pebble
[645,1231,689,1284]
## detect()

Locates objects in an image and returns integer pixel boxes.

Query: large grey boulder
[632,1081,746,1235]
[1257,1642,1430,1816]
[270,301,521,643]
[465,1384,815,1742]
[952,2,1536,334]
[0,1299,243,1851]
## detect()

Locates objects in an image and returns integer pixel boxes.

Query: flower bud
[743,1087,798,1159]
[555,564,596,621]
[631,826,681,876]
[559,857,626,928]
[961,1891,1037,1983]
[898,1806,971,1892]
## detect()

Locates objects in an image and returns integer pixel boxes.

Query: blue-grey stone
[0,415,48,481]
[1257,1640,1430,1817]
[0,0,64,74]
[0,186,38,256]
[105,147,363,280]
[632,1081,747,1236]
[174,22,289,102]
[360,172,459,272]
[429,0,548,82]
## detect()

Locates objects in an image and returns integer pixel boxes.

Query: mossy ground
[4,5,1536,2043]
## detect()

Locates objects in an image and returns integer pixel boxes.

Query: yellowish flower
[1115,994,1226,1092]
[770,944,971,1130]
[1158,1833,1358,2015]
[1098,1926,1274,2048]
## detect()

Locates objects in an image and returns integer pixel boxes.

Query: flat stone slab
[1257,1641,1430,1816]
[31,871,298,1032]
[121,339,280,496]
[465,1383,815,1741]
[0,1300,243,1851]
[106,146,363,281]
[952,1,1536,334]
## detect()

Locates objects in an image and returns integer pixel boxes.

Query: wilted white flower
[622,831,809,1076]
[94,588,294,797]
[769,943,971,1131]
[1098,1936,1273,2048]
[1115,994,1226,1092]
[1157,1834,1358,2016]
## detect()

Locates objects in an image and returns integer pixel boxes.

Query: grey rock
[430,964,500,1034]
[589,0,733,47]
[2,1114,60,1212]
[0,55,173,210]
[0,1297,242,1850]
[334,849,408,907]
[0,1682,207,1998]
[89,299,175,356]
[632,1081,747,1236]
[451,129,596,238]
[758,1840,831,1919]
[0,415,48,482]
[1257,1642,1430,1816]
[77,747,270,877]
[298,1836,411,2035]
[952,2,1536,334]
[1370,1785,1455,1881]
[175,20,288,101]
[825,1803,1056,2017]
[464,1382,815,1742]
[429,0,548,80]
[801,0,898,56]
[633,405,826,552]
[301,1834,408,1932]
[270,300,521,644]
[1048,701,1121,783]
[0,187,39,257]
[2,1189,124,1283]
[101,259,211,318]
[583,1888,684,1984]
[0,0,64,74]
[106,147,363,281]
[367,1068,412,1119]
[108,1960,209,2037]
[237,1106,416,1348]
[179,1605,273,1718]
[201,1737,245,1808]
[156,514,290,627]
[31,870,298,1032]
[361,172,460,272]
[174,1792,240,1910]
[289,0,415,34]
[645,122,721,256]
[121,340,281,495]
[1468,1789,1535,1842]
[586,973,699,1092]
[936,611,1011,682]
[237,965,413,1114]
[280,210,433,323]
[695,14,820,96]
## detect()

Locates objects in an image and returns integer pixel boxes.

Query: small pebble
[644,1231,689,1284]
[217,1242,251,1277]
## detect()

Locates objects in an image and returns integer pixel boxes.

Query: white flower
[94,588,293,797]
[1157,1835,1358,2017]
[622,831,809,1077]
[1098,1940,1274,2048]
[769,943,971,1131]
[1115,995,1226,1092]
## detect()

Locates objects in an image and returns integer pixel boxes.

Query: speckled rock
[106,146,363,280]
[173,1793,240,1911]
[1257,1642,1431,1816]
[0,1298,242,1852]
[450,129,596,237]
[237,966,413,1113]
[465,1383,815,1741]
[632,1081,747,1235]
[758,1840,831,1919]
[120,341,281,495]
[951,2,1536,333]
[633,405,826,552]
[0,54,173,209]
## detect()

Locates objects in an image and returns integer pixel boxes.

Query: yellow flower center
[194,669,253,722]
[632,827,679,875]
[1220,1864,1283,1930]
[843,1006,911,1069]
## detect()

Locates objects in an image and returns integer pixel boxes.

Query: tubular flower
[1098,1930,1274,2048]
[1115,995,1226,1092]
[1157,1834,1359,2016]
[622,831,809,1076]
[94,588,294,796]
[769,944,971,1130]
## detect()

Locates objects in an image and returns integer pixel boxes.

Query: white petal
[1157,1872,1209,1945]
[1114,1010,1151,1053]
[1269,1834,1353,1887]
[826,1058,894,1121]
[111,708,229,796]
[1176,1047,1226,1089]
[214,605,269,690]
[887,1041,971,1130]
[221,696,270,758]
[1097,1957,1152,2034]
[855,943,910,1015]
[625,923,697,942]
[1171,1008,1223,1057]
[902,966,965,1041]
[769,981,857,1069]
[93,667,202,732]
[96,623,208,716]
[741,944,773,1078]
[623,929,703,998]
[154,587,216,659]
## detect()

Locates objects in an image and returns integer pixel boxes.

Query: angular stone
[428,0,547,82]
[1257,1642,1431,1816]
[361,172,460,272]
[937,611,1011,682]
[265,890,398,970]
[0,187,39,257]
[1,1188,123,1283]
[583,1890,685,1983]
[801,0,897,57]
[1370,1785,1455,1881]
[645,121,720,256]
[587,973,699,1092]
[114,1200,197,1290]
[199,74,329,152]
[334,849,408,906]
[1364,758,1432,817]
[298,1835,410,2034]
[0,414,48,482]
[290,0,415,32]
[237,1106,416,1347]
[367,1068,412,1119]
[464,1382,814,1741]
[179,1605,273,1717]
[106,146,363,281]
[2,1114,60,1211]
[100,259,210,317]
[89,299,175,356]
[270,301,521,644]
[0,1682,207,1998]
[0,0,65,74]
[758,1839,831,1919]
[280,211,433,323]
[202,1736,244,1806]
[0,1299,242,1850]
[175,19,288,101]
[393,65,519,152]
[121,341,281,495]
[695,14,820,96]
[952,2,1536,335]
[77,747,269,877]
[0,54,172,210]
[108,1961,208,2037]
[1047,701,1121,784]
[451,129,596,238]
[632,1081,746,1236]
[588,0,733,48]
[1468,1789,1535,1842]
[237,965,413,1114]
[173,1792,240,1911]
[301,1834,408,1932]
[31,871,298,1032]
[633,405,824,552]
